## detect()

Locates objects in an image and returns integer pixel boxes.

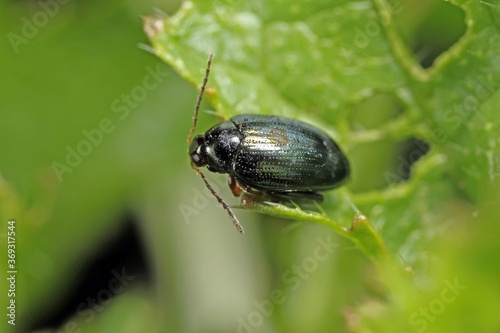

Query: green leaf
[144,1,500,330]
[240,194,388,262]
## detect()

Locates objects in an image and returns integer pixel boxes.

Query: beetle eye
[191,152,204,166]
[189,135,207,167]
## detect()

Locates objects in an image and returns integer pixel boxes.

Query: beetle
[188,53,350,234]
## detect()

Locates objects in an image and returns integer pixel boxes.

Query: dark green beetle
[188,54,350,234]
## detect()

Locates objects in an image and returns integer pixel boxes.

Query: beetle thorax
[204,128,242,173]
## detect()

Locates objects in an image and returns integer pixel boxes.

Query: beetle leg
[228,174,242,197]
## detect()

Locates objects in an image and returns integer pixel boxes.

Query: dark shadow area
[392,137,431,182]
[29,214,151,332]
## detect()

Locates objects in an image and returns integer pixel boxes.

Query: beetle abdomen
[231,115,349,191]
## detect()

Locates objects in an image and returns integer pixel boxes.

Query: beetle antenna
[188,52,214,143]
[191,163,245,234]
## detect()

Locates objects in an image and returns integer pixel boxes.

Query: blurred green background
[1,1,499,333]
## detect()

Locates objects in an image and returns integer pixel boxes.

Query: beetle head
[189,135,207,167]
